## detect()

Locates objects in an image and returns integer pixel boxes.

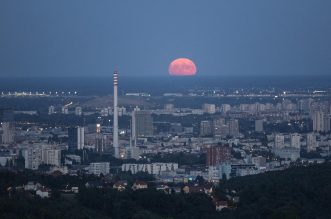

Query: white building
[75,107,82,116]
[200,121,213,137]
[274,134,285,149]
[306,133,317,152]
[313,111,330,132]
[229,119,239,137]
[203,104,216,114]
[290,133,301,149]
[77,127,85,150]
[42,148,61,167]
[62,106,69,114]
[2,122,15,144]
[89,162,110,176]
[221,104,231,113]
[273,147,300,161]
[122,163,178,175]
[48,106,55,115]
[24,147,42,170]
[24,145,62,170]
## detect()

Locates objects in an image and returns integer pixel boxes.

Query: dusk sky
[1,0,331,77]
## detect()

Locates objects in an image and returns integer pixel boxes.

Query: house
[183,185,204,194]
[113,181,128,192]
[215,201,228,211]
[132,181,148,191]
[71,187,79,193]
[24,182,42,191]
[156,184,171,194]
[170,186,181,194]
[203,184,214,196]
[36,187,51,198]
[85,181,103,189]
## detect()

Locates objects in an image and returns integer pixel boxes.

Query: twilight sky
[0,0,331,77]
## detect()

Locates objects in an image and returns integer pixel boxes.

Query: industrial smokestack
[113,70,119,158]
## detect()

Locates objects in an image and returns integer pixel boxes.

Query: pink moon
[168,58,197,76]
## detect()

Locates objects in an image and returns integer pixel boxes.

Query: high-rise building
[42,148,61,167]
[133,110,154,137]
[206,145,231,166]
[255,119,264,132]
[113,70,119,158]
[306,133,317,152]
[1,122,15,144]
[48,106,55,115]
[62,106,69,114]
[312,111,330,132]
[274,134,285,149]
[95,133,111,153]
[229,119,239,137]
[68,127,84,151]
[213,118,225,136]
[75,107,82,116]
[221,104,231,113]
[275,134,285,148]
[24,147,42,170]
[200,120,213,137]
[202,104,216,114]
[290,133,301,149]
[0,109,15,145]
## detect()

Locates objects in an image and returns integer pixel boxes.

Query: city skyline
[1,1,331,218]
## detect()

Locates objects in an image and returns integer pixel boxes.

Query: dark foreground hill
[217,162,331,219]
[0,162,330,219]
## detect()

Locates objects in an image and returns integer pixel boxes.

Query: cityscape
[1,1,331,219]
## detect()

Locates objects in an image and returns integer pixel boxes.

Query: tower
[113,70,119,158]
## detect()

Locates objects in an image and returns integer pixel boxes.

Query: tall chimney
[113,70,119,158]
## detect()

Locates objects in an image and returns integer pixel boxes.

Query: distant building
[1,122,15,144]
[290,133,301,149]
[255,119,264,132]
[122,163,178,175]
[206,145,231,166]
[42,148,61,167]
[164,104,175,113]
[132,181,148,191]
[125,147,141,160]
[48,106,55,115]
[68,127,84,151]
[273,147,300,161]
[89,162,110,176]
[200,121,213,137]
[252,156,266,169]
[312,111,330,132]
[75,107,82,116]
[62,106,69,114]
[306,133,317,152]
[133,110,154,137]
[95,133,111,153]
[229,119,239,137]
[221,104,231,113]
[24,146,61,170]
[24,147,42,170]
[202,104,216,114]
[213,118,225,136]
[274,134,285,149]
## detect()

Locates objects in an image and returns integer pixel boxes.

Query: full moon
[168,58,197,76]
